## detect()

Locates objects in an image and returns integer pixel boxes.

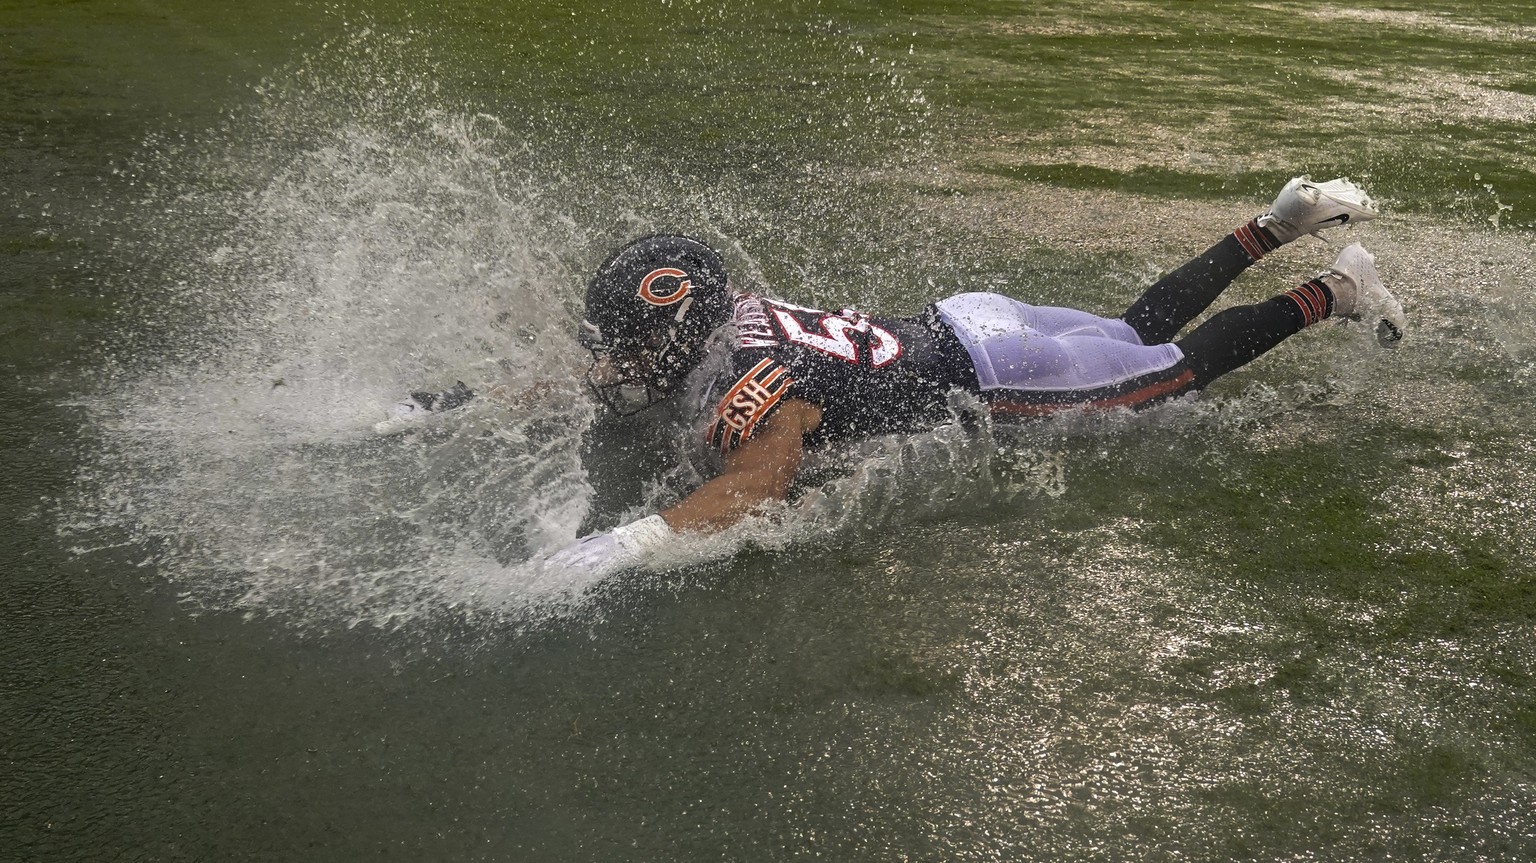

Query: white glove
[543,514,676,577]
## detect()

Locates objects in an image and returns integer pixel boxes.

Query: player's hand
[543,532,626,576]
[541,515,675,577]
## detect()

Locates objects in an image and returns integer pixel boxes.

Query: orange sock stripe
[1234,220,1282,263]
[1234,224,1266,262]
[1282,279,1333,326]
[1306,280,1333,320]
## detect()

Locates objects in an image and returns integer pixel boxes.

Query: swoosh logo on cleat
[1317,214,1350,226]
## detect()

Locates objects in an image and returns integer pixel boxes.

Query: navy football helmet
[580,234,733,414]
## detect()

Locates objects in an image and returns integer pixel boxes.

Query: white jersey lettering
[767,299,902,368]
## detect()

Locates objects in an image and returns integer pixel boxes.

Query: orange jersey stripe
[986,369,1195,417]
[721,385,790,454]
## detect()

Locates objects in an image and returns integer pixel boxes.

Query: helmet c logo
[637,268,692,306]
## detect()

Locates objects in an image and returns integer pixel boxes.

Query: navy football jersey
[702,294,977,453]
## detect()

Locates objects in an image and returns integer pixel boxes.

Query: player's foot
[1259,176,1379,244]
[1322,243,1405,346]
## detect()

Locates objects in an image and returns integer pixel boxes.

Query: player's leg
[1121,177,1379,345]
[1015,303,1147,344]
[938,245,1403,418]
[935,293,1190,415]
[1176,243,1405,387]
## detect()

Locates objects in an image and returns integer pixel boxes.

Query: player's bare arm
[661,398,822,534]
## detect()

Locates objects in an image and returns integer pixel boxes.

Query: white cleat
[1323,243,1406,346]
[1259,175,1380,243]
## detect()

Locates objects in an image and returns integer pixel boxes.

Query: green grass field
[6,2,1536,860]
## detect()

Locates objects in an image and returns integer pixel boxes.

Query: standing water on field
[9,2,1536,861]
[61,26,972,626]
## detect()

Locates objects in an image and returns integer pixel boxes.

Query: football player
[531,177,1404,574]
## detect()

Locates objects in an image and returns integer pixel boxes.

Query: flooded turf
[5,1,1534,859]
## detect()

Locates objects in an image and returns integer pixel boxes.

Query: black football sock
[1176,279,1335,387]
[1120,219,1283,345]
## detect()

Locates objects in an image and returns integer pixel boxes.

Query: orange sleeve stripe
[720,386,791,454]
[705,357,796,454]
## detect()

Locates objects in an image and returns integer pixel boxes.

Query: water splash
[59,22,948,630]
[57,22,1397,633]
[65,31,613,629]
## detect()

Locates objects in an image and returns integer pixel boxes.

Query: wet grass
[838,0,1536,228]
[973,163,1303,200]
[9,2,1536,861]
